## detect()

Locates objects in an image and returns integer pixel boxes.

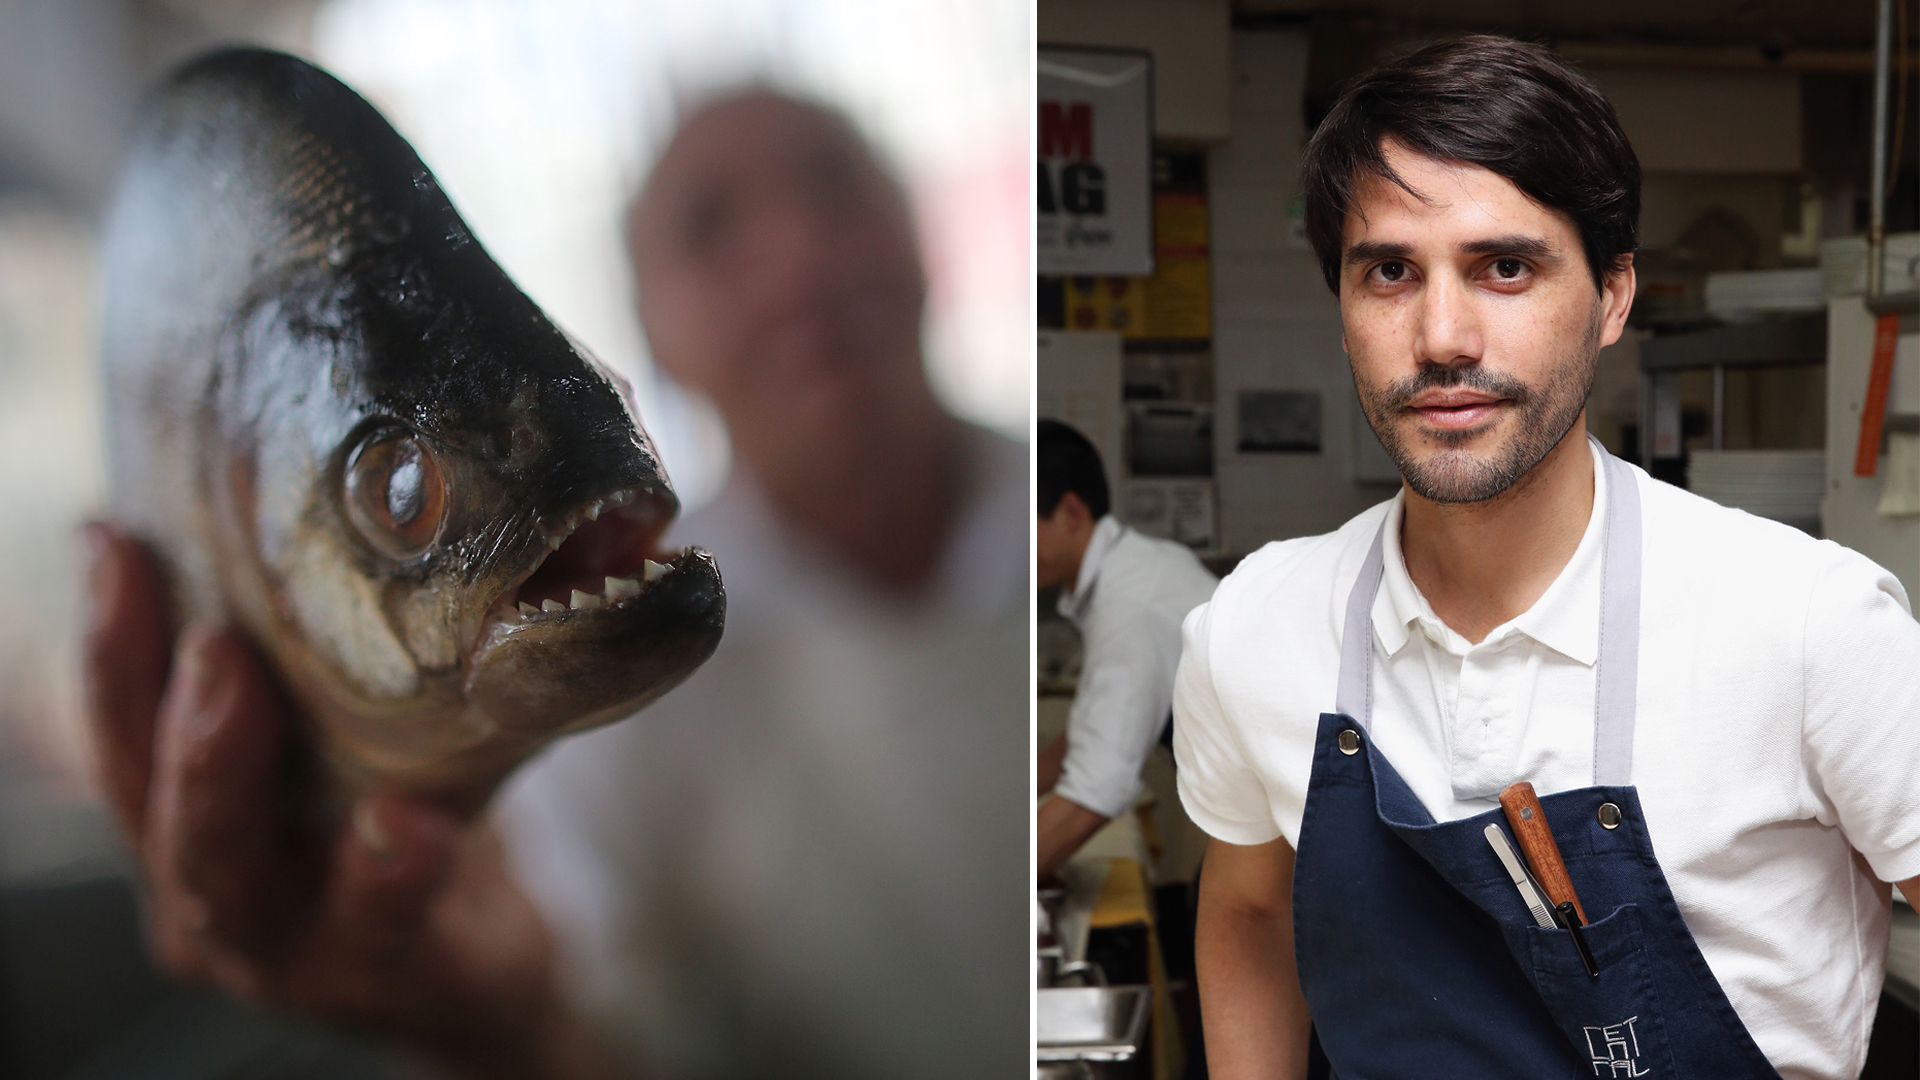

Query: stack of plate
[1703,268,1826,321]
[1819,233,1920,299]
[1687,450,1825,532]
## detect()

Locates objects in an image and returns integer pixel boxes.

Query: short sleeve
[1055,595,1177,818]
[1800,551,1920,884]
[1174,598,1284,846]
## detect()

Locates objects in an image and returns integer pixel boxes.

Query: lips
[1407,389,1507,431]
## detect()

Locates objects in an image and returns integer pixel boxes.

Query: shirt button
[1598,802,1622,829]
[1338,729,1362,755]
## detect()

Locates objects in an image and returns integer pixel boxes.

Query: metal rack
[1636,311,1827,462]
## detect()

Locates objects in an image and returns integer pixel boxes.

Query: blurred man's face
[628,93,928,472]
[1339,140,1633,504]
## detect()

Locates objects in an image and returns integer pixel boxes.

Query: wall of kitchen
[1040,2,1918,568]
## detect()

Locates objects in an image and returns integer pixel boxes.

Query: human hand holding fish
[83,524,626,1079]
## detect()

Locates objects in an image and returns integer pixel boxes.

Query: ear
[1598,256,1636,349]
[1056,490,1089,525]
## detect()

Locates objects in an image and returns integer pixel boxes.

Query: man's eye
[1374,261,1408,282]
[1493,258,1526,279]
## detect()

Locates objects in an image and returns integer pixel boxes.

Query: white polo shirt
[1055,516,1218,818]
[497,428,1028,1080]
[1174,443,1920,1080]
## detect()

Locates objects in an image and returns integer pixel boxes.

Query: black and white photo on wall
[1237,389,1323,453]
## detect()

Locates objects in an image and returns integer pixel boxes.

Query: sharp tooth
[547,533,565,551]
[570,589,605,611]
[518,601,538,616]
[564,512,579,530]
[609,489,631,504]
[585,501,601,521]
[542,599,565,613]
[605,575,641,602]
[643,559,671,583]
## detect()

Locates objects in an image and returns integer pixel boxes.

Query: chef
[1174,35,1920,1080]
[1036,419,1217,879]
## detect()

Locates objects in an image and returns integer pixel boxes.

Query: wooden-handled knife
[1498,782,1587,926]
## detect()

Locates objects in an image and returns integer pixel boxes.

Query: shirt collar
[1057,515,1126,626]
[1373,439,1608,665]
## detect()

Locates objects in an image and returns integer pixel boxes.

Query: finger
[321,794,460,964]
[140,891,270,1004]
[148,626,303,959]
[80,523,173,837]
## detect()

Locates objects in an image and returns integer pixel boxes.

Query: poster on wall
[1057,150,1211,339]
[1038,46,1153,276]
[1237,390,1322,453]
[1125,478,1216,553]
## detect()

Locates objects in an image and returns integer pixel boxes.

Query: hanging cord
[1888,0,1913,200]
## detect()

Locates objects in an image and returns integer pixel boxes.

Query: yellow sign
[1062,192,1210,340]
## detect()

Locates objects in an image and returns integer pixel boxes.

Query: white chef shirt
[1054,516,1218,818]
[1174,441,1920,1080]
[497,427,1028,1080]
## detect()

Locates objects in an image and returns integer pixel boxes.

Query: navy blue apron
[1292,444,1782,1078]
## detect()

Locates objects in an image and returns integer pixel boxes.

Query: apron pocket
[1516,904,1678,1078]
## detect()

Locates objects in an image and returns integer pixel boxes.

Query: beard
[1355,319,1600,504]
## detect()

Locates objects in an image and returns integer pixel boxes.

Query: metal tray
[1035,985,1152,1062]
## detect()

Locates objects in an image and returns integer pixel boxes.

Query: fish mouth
[494,485,682,620]
[469,479,726,656]
[465,482,726,738]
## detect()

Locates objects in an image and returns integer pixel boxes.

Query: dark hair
[1301,35,1639,293]
[1038,419,1109,520]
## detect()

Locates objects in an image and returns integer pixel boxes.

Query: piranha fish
[100,48,725,815]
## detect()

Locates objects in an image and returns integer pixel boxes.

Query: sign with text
[1038,47,1152,275]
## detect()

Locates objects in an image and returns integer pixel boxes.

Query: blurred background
[0,0,1026,1075]
[1033,2,1918,1077]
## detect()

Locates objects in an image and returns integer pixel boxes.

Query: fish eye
[344,428,447,560]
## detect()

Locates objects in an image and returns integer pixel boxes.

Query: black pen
[1556,901,1600,978]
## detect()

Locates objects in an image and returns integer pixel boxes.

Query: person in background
[496,88,1030,1080]
[1035,419,1216,881]
[79,86,1027,1080]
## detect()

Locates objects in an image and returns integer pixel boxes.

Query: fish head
[234,253,724,801]
[106,49,724,806]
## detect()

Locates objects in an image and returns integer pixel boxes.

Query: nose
[743,197,835,303]
[1411,269,1485,369]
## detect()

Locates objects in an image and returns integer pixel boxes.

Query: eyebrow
[1460,235,1557,260]
[1342,234,1559,267]
[1344,239,1413,267]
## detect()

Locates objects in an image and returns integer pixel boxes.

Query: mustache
[1382,364,1533,411]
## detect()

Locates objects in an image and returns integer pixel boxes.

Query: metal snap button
[1338,729,1361,755]
[1598,802,1622,829]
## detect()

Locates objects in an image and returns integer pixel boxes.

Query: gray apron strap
[1333,437,1642,785]
[1334,527,1386,727]
[1592,448,1642,786]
